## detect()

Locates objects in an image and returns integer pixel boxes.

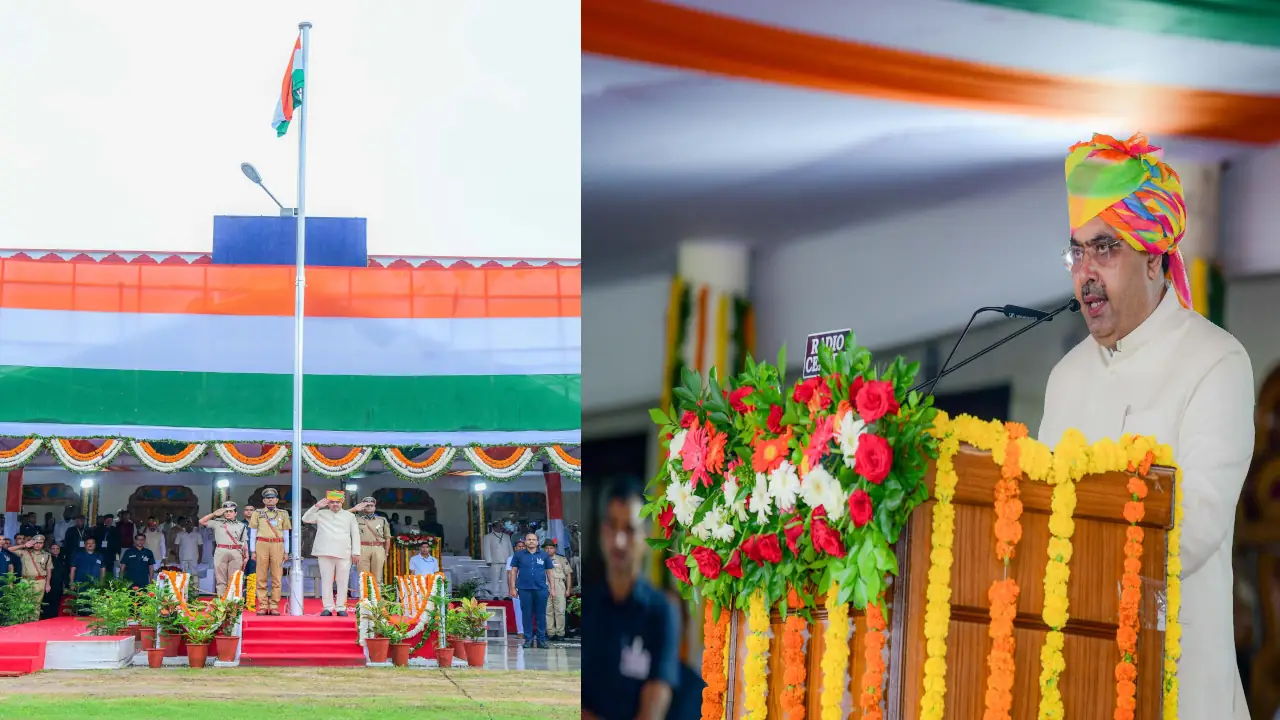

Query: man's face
[514,540,525,553]
[243,506,254,520]
[601,497,645,578]
[75,517,85,527]
[264,495,278,508]
[134,535,145,549]
[32,539,43,552]
[103,517,113,527]
[147,518,157,529]
[85,539,96,552]
[0,538,10,550]
[419,544,432,556]
[524,533,538,551]
[1070,217,1165,349]
[327,500,342,513]
[14,535,25,546]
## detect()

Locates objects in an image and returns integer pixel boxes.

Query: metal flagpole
[288,20,312,617]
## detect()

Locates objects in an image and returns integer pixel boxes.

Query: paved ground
[0,666,580,720]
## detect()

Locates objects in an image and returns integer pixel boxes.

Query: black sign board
[802,330,850,380]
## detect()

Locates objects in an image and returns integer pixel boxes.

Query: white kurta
[481,531,513,565]
[1037,289,1254,720]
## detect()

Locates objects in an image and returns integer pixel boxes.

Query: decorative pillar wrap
[4,469,23,539]
[1171,159,1226,326]
[544,470,568,551]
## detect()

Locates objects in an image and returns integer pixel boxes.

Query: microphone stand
[909,298,1080,397]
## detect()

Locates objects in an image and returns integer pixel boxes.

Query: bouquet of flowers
[644,334,939,613]
[393,532,439,549]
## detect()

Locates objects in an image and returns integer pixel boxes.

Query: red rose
[723,549,744,579]
[793,379,815,404]
[855,380,900,423]
[726,386,754,413]
[658,505,675,539]
[666,554,691,585]
[855,433,893,484]
[740,535,763,564]
[680,411,698,428]
[766,405,784,434]
[783,514,806,555]
[809,507,845,557]
[848,376,865,403]
[848,489,873,528]
[691,546,723,580]
[756,533,783,564]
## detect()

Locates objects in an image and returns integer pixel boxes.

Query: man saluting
[1040,132,1254,720]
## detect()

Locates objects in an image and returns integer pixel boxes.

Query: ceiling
[583,0,1280,284]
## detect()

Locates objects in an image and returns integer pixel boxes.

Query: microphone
[911,297,1080,398]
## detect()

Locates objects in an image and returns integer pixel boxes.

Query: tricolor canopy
[0,260,580,446]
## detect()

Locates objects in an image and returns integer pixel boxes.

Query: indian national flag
[271,35,305,137]
[0,261,582,446]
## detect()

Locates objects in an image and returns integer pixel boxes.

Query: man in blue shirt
[507,531,553,649]
[583,480,687,720]
[408,542,439,576]
[68,536,105,587]
[119,534,156,589]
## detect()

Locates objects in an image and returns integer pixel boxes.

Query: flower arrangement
[394,532,440,549]
[646,337,939,616]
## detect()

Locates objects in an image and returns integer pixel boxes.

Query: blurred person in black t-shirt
[584,479,697,720]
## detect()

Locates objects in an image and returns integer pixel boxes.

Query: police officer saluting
[508,531,554,649]
[247,489,292,615]
[352,498,390,584]
[10,535,52,606]
[199,501,248,597]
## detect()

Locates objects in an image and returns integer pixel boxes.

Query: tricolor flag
[272,35,305,137]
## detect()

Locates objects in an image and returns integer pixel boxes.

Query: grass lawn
[0,666,580,720]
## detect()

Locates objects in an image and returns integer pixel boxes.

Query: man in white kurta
[481,522,514,598]
[1038,133,1253,720]
[301,495,360,616]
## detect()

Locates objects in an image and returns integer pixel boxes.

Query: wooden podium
[724,444,1175,719]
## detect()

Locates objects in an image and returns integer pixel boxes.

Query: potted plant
[364,603,392,664]
[207,597,244,663]
[566,595,582,638]
[445,608,469,658]
[136,588,164,650]
[158,593,184,657]
[0,574,42,627]
[373,602,416,667]
[456,598,490,667]
[180,605,223,669]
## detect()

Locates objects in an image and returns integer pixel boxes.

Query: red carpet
[240,600,364,667]
[0,617,116,675]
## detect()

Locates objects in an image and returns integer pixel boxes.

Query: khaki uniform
[15,550,51,607]
[208,518,248,596]
[248,508,292,612]
[356,515,390,583]
[546,553,570,638]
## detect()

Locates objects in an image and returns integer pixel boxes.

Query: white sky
[0,1,581,258]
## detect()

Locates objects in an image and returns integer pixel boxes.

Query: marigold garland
[983,423,1026,720]
[781,613,808,720]
[1163,464,1184,719]
[860,600,887,720]
[919,413,959,720]
[245,573,257,612]
[820,586,850,720]
[743,591,770,720]
[701,603,730,720]
[1113,457,1149,720]
[1037,429,1087,720]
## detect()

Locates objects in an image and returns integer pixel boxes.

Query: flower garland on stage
[1114,456,1150,720]
[355,571,448,651]
[701,605,730,720]
[781,613,807,720]
[921,414,1185,720]
[861,600,887,720]
[820,586,850,720]
[245,574,257,613]
[984,422,1026,720]
[0,434,580,481]
[743,590,770,720]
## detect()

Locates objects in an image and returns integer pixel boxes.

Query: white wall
[6,470,581,556]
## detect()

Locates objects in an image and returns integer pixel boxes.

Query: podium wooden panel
[723,444,1175,719]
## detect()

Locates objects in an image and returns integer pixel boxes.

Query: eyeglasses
[1062,239,1123,272]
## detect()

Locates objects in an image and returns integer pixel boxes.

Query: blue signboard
[212,215,368,267]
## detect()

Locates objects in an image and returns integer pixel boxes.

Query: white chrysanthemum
[836,412,867,469]
[668,430,687,459]
[748,472,772,524]
[799,465,848,520]
[723,475,749,522]
[665,478,698,527]
[693,504,733,543]
[768,461,801,512]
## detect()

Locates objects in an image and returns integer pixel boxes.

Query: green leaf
[884,485,906,511]
[673,387,697,405]
[852,578,868,609]
[649,408,670,425]
[857,539,876,580]
[776,346,787,377]
[709,411,730,425]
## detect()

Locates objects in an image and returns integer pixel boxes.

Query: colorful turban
[1064,132,1191,309]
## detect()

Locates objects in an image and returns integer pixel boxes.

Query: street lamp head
[79,478,94,489]
[240,162,263,185]
[216,478,231,489]
[474,482,488,493]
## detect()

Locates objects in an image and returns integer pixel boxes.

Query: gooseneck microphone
[910,298,1081,398]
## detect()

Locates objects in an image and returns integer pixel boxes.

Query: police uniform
[207,502,248,596]
[14,537,52,607]
[247,489,292,614]
[544,540,571,639]
[356,498,390,583]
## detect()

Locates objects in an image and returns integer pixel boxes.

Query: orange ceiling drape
[583,0,1280,144]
